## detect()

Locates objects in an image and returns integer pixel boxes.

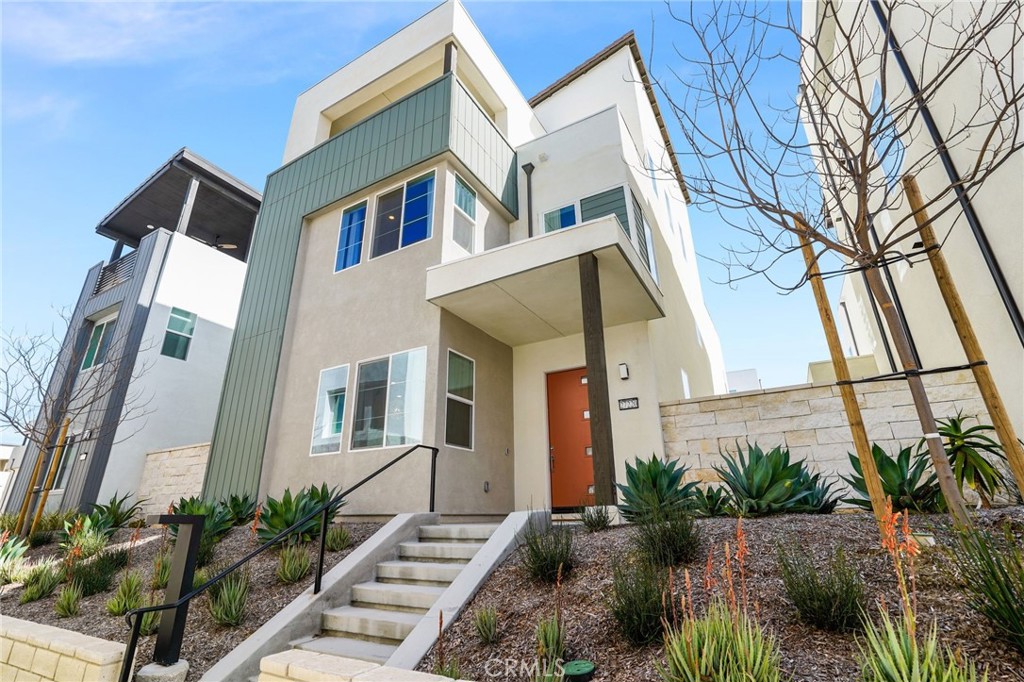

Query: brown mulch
[1,522,382,681]
[419,509,1024,682]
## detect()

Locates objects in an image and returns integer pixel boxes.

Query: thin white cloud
[3,92,81,134]
[2,2,230,64]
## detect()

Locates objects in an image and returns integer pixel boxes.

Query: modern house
[202,0,727,515]
[4,149,261,516]
[801,0,1024,435]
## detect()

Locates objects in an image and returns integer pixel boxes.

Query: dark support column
[443,42,458,75]
[109,240,125,262]
[578,253,616,505]
[176,176,200,236]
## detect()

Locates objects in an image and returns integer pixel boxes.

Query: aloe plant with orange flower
[858,499,986,682]
[659,519,785,682]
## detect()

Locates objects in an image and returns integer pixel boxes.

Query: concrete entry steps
[291,523,499,665]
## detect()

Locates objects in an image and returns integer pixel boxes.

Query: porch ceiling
[425,216,664,346]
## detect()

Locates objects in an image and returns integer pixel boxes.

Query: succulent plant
[841,444,944,513]
[617,454,698,522]
[714,442,815,516]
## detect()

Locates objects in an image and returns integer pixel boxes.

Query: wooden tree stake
[903,174,1024,498]
[798,229,887,530]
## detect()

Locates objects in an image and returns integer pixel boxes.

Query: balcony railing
[93,251,137,296]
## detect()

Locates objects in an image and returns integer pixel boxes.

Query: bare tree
[1,311,152,533]
[657,0,1024,525]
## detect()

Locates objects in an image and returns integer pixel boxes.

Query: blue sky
[1,0,840,389]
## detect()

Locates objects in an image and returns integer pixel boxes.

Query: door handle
[549,447,555,472]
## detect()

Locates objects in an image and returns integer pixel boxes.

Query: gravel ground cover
[1,521,382,681]
[419,510,1024,682]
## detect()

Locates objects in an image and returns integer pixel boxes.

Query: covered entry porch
[425,215,664,506]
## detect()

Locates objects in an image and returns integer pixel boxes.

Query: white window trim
[540,201,581,234]
[452,173,477,255]
[162,307,197,361]
[80,312,118,372]
[368,171,437,262]
[444,349,475,451]
[349,346,428,452]
[309,363,350,457]
[52,431,83,493]
[333,200,370,274]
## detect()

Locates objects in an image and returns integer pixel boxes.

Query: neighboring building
[4,149,261,515]
[726,369,761,394]
[802,1,1023,434]
[0,443,24,511]
[202,0,726,514]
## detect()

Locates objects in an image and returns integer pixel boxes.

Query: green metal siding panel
[204,75,454,500]
[581,187,629,235]
[449,80,518,216]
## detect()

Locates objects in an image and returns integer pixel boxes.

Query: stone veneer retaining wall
[1,617,124,682]
[136,443,210,515]
[661,369,990,483]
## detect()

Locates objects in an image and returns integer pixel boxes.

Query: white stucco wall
[512,321,665,510]
[96,234,245,502]
[805,0,1023,434]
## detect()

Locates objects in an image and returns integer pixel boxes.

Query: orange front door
[547,368,595,509]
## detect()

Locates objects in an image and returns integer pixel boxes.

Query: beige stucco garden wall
[661,369,990,482]
[1,617,124,682]
[137,443,210,515]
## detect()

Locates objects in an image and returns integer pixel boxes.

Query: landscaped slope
[418,511,1024,681]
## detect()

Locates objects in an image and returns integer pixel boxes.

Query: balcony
[425,215,664,346]
[92,251,137,296]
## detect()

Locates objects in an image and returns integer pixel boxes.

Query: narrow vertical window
[543,205,576,233]
[445,351,474,449]
[371,188,404,258]
[54,436,80,490]
[335,202,367,272]
[82,318,116,370]
[161,307,197,361]
[352,358,389,449]
[453,175,476,253]
[311,365,349,455]
[400,174,434,247]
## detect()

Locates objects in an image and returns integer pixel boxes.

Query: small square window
[81,318,116,370]
[583,410,590,420]
[585,446,593,457]
[160,308,197,361]
[543,205,577,233]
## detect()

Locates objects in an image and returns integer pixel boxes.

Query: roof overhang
[426,216,664,346]
[96,148,262,261]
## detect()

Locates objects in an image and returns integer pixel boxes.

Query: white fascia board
[283,1,458,162]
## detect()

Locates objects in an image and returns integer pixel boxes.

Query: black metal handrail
[118,443,439,682]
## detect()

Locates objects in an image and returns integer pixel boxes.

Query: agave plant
[841,444,945,513]
[89,491,146,528]
[795,470,841,514]
[306,482,344,526]
[170,497,234,541]
[617,454,698,521]
[690,485,733,517]
[257,488,321,545]
[223,493,258,526]
[713,442,814,516]
[925,411,1007,507]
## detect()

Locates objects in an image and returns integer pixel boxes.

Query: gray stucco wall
[205,72,519,501]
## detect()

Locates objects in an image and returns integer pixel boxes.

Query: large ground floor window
[351,348,427,450]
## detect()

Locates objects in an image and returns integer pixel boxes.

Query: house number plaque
[618,397,640,410]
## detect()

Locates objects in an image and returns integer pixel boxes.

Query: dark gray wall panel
[581,187,628,235]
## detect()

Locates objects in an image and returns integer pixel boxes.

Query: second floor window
[335,202,367,272]
[81,318,116,371]
[161,307,197,361]
[453,175,476,253]
[371,173,435,258]
[544,205,577,233]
